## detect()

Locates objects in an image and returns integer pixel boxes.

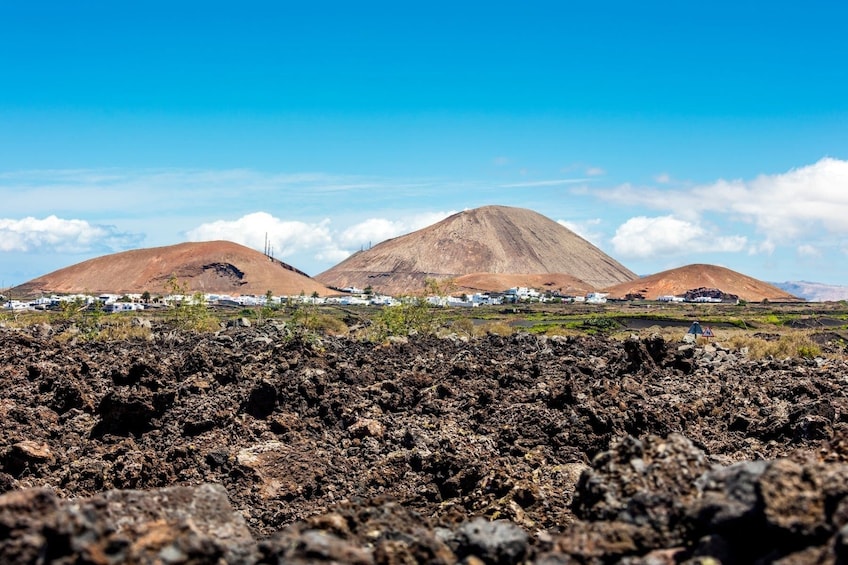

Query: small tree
[372,297,440,340]
[141,291,151,303]
[165,275,213,331]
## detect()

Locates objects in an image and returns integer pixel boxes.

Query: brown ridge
[317,205,637,295]
[11,241,332,298]
[603,263,799,302]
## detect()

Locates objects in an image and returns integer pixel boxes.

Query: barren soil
[316,205,637,294]
[12,240,330,297]
[603,263,797,302]
[2,322,848,563]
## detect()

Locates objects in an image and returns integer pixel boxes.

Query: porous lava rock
[1,323,848,562]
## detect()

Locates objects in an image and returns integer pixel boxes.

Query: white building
[104,302,145,313]
[4,300,31,311]
[586,292,608,304]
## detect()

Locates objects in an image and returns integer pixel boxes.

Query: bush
[165,277,217,332]
[581,315,619,334]
[479,321,513,337]
[372,298,441,340]
[95,317,154,341]
[303,313,349,336]
[451,317,475,337]
[761,314,781,326]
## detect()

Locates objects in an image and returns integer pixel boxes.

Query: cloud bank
[557,218,603,245]
[186,212,348,264]
[602,158,848,254]
[0,215,142,253]
[594,157,848,244]
[611,216,747,259]
[186,210,456,268]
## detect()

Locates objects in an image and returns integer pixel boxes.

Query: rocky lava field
[2,321,848,563]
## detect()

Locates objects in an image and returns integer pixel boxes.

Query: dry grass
[612,325,826,360]
[724,330,822,359]
[477,321,514,337]
[450,318,476,337]
[304,313,349,336]
[51,317,155,342]
[96,318,155,341]
[0,311,54,327]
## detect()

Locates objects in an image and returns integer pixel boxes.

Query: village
[2,284,738,314]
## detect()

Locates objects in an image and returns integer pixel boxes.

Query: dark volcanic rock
[0,483,256,563]
[1,326,848,562]
[454,517,530,564]
[572,434,710,547]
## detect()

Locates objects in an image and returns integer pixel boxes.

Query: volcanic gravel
[2,321,848,563]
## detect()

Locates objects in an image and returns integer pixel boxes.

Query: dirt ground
[2,321,848,563]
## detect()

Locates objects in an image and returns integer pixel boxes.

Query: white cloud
[797,244,822,258]
[187,210,456,268]
[654,172,671,184]
[186,212,349,263]
[0,168,446,220]
[406,210,457,231]
[611,215,747,259]
[500,178,590,188]
[339,218,401,249]
[599,158,848,246]
[561,162,605,177]
[339,211,455,249]
[0,215,142,253]
[557,218,603,245]
[749,240,776,255]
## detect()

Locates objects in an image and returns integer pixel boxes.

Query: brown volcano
[316,205,637,295]
[603,264,799,302]
[12,241,332,298]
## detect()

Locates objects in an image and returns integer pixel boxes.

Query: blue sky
[2,1,848,288]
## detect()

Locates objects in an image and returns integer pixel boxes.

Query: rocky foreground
[1,322,848,563]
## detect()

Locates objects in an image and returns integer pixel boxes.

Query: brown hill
[452,273,595,296]
[603,264,799,302]
[316,205,636,295]
[12,241,332,298]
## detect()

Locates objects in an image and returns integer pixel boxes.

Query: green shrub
[581,315,619,334]
[796,343,821,359]
[761,314,781,326]
[372,298,440,340]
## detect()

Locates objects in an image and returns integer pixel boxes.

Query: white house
[104,302,145,313]
[586,292,608,304]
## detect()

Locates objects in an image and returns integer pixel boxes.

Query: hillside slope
[603,264,798,302]
[12,241,332,297]
[452,273,595,296]
[316,205,636,295]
